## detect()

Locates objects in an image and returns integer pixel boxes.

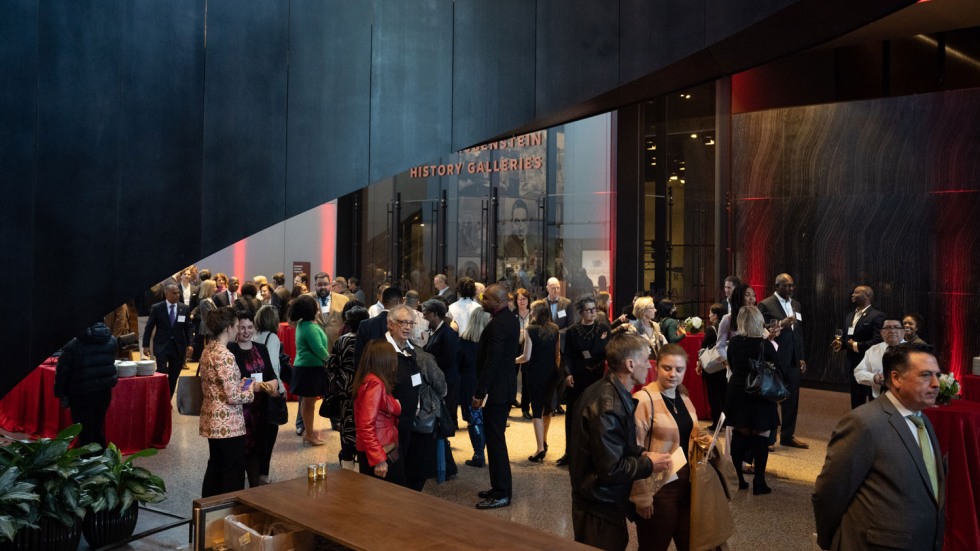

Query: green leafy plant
[0,424,106,531]
[83,444,167,514]
[0,466,40,542]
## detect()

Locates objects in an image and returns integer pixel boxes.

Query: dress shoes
[781,438,809,449]
[478,489,495,499]
[295,426,305,436]
[522,411,532,420]
[555,454,569,467]
[476,496,511,510]
[465,458,485,468]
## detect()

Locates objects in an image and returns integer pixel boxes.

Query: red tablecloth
[277,322,300,401]
[0,361,172,455]
[633,334,711,420]
[924,399,980,551]
[962,374,980,402]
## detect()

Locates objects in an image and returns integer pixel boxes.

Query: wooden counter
[193,469,592,550]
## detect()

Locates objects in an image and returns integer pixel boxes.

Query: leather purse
[745,342,789,403]
[176,366,203,416]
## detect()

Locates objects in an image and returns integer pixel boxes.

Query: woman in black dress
[724,305,779,495]
[515,300,560,462]
[697,302,728,431]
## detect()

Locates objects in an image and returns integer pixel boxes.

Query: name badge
[847,327,855,336]
[795,312,802,321]
[177,315,186,323]
[582,351,592,359]
[411,373,422,387]
[251,373,263,383]
[557,310,566,319]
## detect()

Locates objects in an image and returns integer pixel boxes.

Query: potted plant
[0,467,40,544]
[80,444,167,548]
[0,424,106,551]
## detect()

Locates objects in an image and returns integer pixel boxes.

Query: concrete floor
[6,365,851,550]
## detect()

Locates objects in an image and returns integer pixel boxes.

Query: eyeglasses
[392,319,416,328]
[582,308,597,313]
[882,326,903,331]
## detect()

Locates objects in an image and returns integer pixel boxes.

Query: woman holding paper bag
[630,344,706,551]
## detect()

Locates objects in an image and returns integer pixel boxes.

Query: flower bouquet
[683,316,703,335]
[936,373,960,405]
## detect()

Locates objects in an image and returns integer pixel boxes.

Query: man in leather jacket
[568,332,672,550]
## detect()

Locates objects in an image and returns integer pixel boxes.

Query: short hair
[633,296,654,318]
[288,294,319,322]
[215,273,228,285]
[655,298,675,320]
[343,304,369,333]
[456,277,477,299]
[352,340,399,399]
[253,275,268,286]
[198,269,212,281]
[606,332,651,373]
[709,302,726,319]
[254,305,280,333]
[349,276,360,287]
[387,304,414,323]
[259,282,271,294]
[314,272,330,283]
[421,298,448,318]
[404,290,420,306]
[514,287,531,305]
[381,286,404,307]
[333,276,347,287]
[434,274,447,286]
[575,295,597,314]
[883,343,937,382]
[240,281,258,298]
[511,198,529,219]
[547,277,560,287]
[657,343,688,363]
[736,305,765,338]
[163,282,179,293]
[724,275,741,286]
[296,272,309,286]
[273,272,286,286]
[595,291,611,313]
[205,306,238,336]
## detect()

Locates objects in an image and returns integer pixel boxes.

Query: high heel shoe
[303,437,325,447]
[528,450,546,463]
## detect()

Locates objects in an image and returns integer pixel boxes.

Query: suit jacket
[311,291,349,349]
[353,311,388,369]
[423,321,460,385]
[436,288,457,305]
[474,307,520,406]
[212,289,232,308]
[142,300,192,356]
[813,394,946,551]
[758,294,805,369]
[272,286,291,322]
[844,306,885,368]
[546,296,574,353]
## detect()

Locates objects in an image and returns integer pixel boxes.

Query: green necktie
[907,414,939,500]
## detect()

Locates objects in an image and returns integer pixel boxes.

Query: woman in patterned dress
[199,306,277,497]
[334,303,369,468]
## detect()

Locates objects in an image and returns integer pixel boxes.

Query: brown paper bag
[689,439,735,550]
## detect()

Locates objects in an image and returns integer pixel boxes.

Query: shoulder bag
[176,365,203,416]
[698,346,725,374]
[261,334,289,425]
[745,341,789,403]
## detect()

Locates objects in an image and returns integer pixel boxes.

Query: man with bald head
[758,273,808,448]
[842,285,886,409]
[471,284,520,509]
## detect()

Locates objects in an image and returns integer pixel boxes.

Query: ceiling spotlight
[703,136,715,146]
[669,175,679,181]
[690,133,698,139]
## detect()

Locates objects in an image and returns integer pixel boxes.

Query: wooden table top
[195,470,592,551]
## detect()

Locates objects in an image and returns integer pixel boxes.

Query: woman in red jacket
[353,340,403,485]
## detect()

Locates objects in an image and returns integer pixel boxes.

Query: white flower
[690,316,703,330]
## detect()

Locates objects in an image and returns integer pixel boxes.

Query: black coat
[423,321,460,386]
[142,300,193,355]
[474,307,519,406]
[844,307,886,369]
[758,294,805,369]
[55,323,117,399]
[353,311,388,368]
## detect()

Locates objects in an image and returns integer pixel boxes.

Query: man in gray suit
[813,344,946,551]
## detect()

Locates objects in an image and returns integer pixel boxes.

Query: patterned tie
[169,304,176,326]
[907,414,939,500]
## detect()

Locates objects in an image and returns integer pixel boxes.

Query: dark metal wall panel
[535,0,619,117]
[619,0,706,84]
[452,0,536,150]
[286,0,372,218]
[202,0,289,254]
[0,0,38,397]
[369,0,453,183]
[34,0,123,360]
[703,0,796,46]
[117,0,205,297]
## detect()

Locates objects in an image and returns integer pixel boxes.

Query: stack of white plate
[117,361,137,378]
[136,360,157,377]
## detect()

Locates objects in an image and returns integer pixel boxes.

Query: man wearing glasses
[853,319,907,398]
[758,273,809,449]
[384,304,425,489]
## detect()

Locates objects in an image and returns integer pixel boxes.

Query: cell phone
[242,378,254,390]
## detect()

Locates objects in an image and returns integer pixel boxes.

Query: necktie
[907,414,939,500]
[169,304,176,326]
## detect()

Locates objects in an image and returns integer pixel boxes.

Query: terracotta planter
[0,517,82,551]
[82,505,139,549]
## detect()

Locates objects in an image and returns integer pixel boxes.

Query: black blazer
[353,311,388,368]
[423,321,460,384]
[474,307,520,406]
[758,294,805,369]
[844,307,885,368]
[436,289,457,305]
[212,289,232,308]
[142,300,192,355]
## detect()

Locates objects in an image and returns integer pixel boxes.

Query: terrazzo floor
[5,364,851,550]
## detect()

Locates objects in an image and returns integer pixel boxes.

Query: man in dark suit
[271,272,292,322]
[422,298,460,428]
[723,275,741,315]
[758,273,808,449]
[813,344,946,550]
[353,286,403,368]
[471,284,519,509]
[432,273,456,304]
[841,285,886,409]
[141,282,193,396]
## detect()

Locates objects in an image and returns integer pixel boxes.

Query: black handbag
[745,342,790,403]
[267,395,288,425]
[434,398,455,439]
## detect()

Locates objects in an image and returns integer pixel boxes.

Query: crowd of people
[67,264,946,550]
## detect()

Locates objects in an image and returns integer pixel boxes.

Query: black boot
[752,435,772,495]
[730,432,748,490]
